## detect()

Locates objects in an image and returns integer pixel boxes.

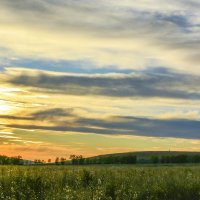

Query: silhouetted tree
[69,155,85,165]
[69,155,76,165]
[60,157,66,165]
[55,157,60,165]
[11,156,23,165]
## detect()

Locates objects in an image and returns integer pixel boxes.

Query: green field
[0,165,200,200]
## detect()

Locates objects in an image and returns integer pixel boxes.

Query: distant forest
[67,154,200,165]
[1,153,200,165]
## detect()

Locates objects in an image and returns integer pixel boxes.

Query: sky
[0,0,200,160]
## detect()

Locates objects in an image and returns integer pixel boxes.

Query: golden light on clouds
[0,100,16,114]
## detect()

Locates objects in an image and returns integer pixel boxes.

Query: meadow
[0,165,200,200]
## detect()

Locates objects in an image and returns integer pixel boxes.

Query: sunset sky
[0,0,200,160]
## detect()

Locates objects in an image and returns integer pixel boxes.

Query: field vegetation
[0,165,200,200]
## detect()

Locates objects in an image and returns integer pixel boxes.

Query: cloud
[0,107,77,125]
[1,107,200,139]
[32,108,74,119]
[0,114,31,120]
[1,0,200,72]
[5,124,125,135]
[4,115,200,139]
[0,135,19,139]
[3,67,200,100]
[76,116,200,139]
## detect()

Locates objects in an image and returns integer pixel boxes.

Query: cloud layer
[2,67,200,100]
[0,107,199,139]
[1,0,200,72]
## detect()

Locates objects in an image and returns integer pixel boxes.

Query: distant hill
[85,151,200,164]
[91,151,200,158]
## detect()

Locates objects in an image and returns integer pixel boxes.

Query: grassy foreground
[0,165,200,200]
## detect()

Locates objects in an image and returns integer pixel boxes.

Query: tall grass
[0,165,200,200]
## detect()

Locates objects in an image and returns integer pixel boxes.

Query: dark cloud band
[7,68,200,99]
[1,108,200,139]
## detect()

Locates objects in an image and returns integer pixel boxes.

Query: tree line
[68,154,200,165]
[33,154,137,165]
[1,154,200,165]
[54,154,200,165]
[0,155,23,165]
[150,154,200,164]
[69,154,137,165]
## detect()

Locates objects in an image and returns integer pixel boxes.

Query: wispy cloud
[2,67,200,100]
[1,0,200,72]
[0,107,200,139]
